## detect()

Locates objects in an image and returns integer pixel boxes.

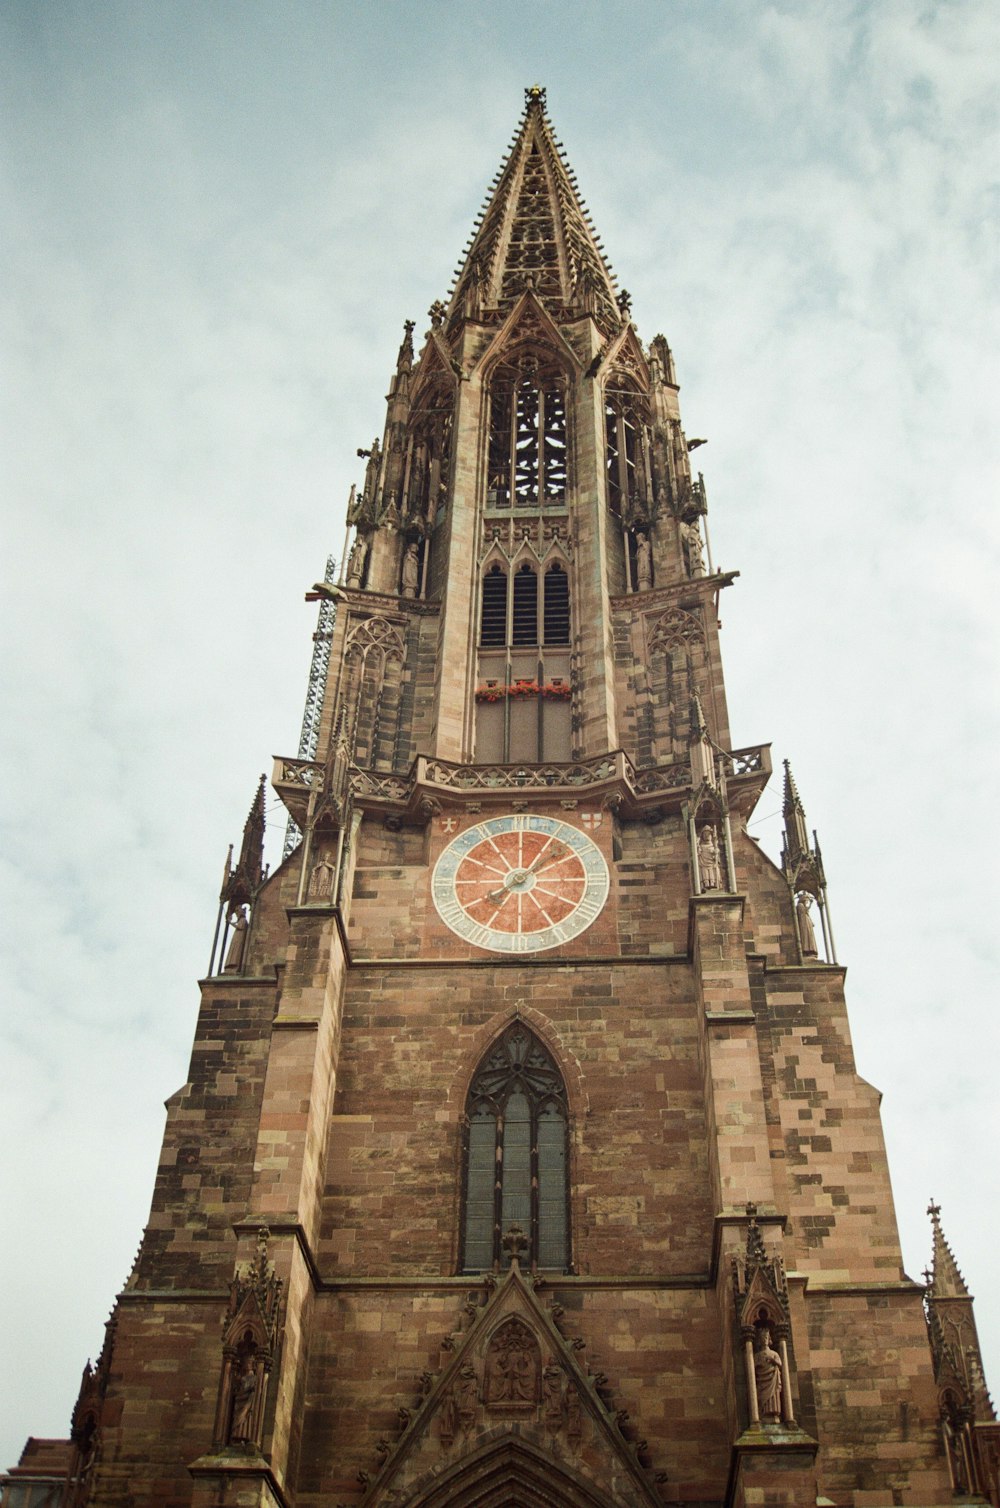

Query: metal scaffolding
[283,554,337,858]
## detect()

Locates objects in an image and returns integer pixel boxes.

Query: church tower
[4,86,998,1508]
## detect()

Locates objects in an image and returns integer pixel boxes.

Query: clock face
[432,814,610,954]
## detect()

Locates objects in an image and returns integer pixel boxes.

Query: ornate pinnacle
[221,775,267,912]
[781,759,811,876]
[926,1200,971,1299]
[524,83,547,110]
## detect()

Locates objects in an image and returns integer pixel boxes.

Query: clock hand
[526,841,569,875]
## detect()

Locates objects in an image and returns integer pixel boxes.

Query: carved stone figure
[228,1353,257,1443]
[682,518,705,577]
[401,541,420,598]
[795,893,818,957]
[309,855,336,903]
[543,1364,563,1431]
[698,826,723,892]
[485,1318,539,1407]
[634,531,653,591]
[346,534,368,588]
[223,908,248,973]
[439,1388,456,1447]
[753,1328,783,1421]
[565,1382,582,1443]
[456,1364,478,1431]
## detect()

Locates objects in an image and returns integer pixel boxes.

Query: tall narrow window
[480,564,508,647]
[512,564,538,646]
[605,391,649,517]
[486,360,569,509]
[461,1023,569,1273]
[543,563,570,645]
[475,557,572,763]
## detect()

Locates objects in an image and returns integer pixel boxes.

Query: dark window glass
[543,564,570,645]
[512,564,538,646]
[461,1023,569,1273]
[480,564,508,647]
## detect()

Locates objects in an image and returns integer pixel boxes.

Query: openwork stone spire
[445,85,620,331]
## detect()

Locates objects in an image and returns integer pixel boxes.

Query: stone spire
[445,85,620,331]
[926,1199,971,1301]
[929,1200,995,1423]
[781,759,810,871]
[220,774,267,912]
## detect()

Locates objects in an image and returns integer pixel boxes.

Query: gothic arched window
[487,358,568,509]
[461,1023,569,1273]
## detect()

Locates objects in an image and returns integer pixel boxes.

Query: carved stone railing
[272,744,771,827]
[419,753,623,792]
[726,746,766,779]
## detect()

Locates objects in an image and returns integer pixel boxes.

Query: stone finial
[502,1223,530,1266]
[524,83,547,110]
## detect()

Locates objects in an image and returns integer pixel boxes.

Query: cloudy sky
[2,0,998,1469]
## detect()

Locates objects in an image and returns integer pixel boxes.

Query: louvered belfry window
[461,1023,569,1273]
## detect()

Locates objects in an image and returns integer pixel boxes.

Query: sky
[2,0,998,1471]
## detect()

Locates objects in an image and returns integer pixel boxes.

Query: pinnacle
[782,758,805,818]
[926,1200,971,1300]
[444,89,619,331]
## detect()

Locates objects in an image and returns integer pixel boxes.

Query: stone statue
[456,1364,478,1431]
[542,1364,563,1431]
[401,541,420,598]
[223,908,248,973]
[565,1382,583,1443]
[682,519,705,577]
[753,1328,783,1421]
[309,855,336,904]
[485,1318,539,1406]
[634,531,653,591]
[228,1354,257,1443]
[698,826,723,892]
[796,893,818,957]
[439,1388,456,1446]
[346,534,368,588]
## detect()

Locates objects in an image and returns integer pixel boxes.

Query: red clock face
[432,815,610,954]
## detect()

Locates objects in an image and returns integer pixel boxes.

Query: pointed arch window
[487,358,569,509]
[461,1023,570,1273]
[604,382,651,518]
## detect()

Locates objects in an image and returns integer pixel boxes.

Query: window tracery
[487,354,568,510]
[461,1023,569,1273]
[604,377,652,522]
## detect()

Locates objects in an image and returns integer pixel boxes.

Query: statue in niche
[456,1364,478,1432]
[401,541,420,598]
[228,1344,258,1444]
[634,531,653,591]
[698,826,723,892]
[795,893,818,957]
[438,1387,456,1448]
[308,853,336,903]
[485,1318,539,1407]
[565,1382,583,1443]
[753,1327,784,1422]
[682,518,705,577]
[223,908,248,973]
[542,1364,564,1432]
[942,1410,969,1492]
[346,534,368,588]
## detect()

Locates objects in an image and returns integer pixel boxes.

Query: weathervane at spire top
[525,83,547,109]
